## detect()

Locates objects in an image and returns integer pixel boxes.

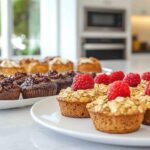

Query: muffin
[48,57,74,72]
[12,72,29,85]
[57,74,98,118]
[19,58,39,73]
[28,61,49,74]
[94,73,110,96]
[0,78,21,100]
[0,60,25,76]
[47,70,76,94]
[77,57,102,73]
[87,81,146,134]
[21,73,57,99]
[123,73,143,96]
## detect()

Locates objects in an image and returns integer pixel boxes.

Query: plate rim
[30,98,150,147]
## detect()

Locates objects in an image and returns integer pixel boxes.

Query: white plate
[31,97,150,147]
[0,96,54,110]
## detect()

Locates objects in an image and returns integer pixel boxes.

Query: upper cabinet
[132,0,150,15]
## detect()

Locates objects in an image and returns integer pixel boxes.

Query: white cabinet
[132,0,150,15]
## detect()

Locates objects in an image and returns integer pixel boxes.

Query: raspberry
[107,81,130,100]
[123,73,141,87]
[109,71,125,83]
[72,74,94,91]
[145,81,150,95]
[94,73,110,85]
[142,72,150,81]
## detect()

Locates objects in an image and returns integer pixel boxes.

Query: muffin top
[49,57,72,65]
[0,74,7,81]
[0,78,20,92]
[0,60,21,68]
[57,87,98,103]
[87,96,146,116]
[44,56,58,63]
[19,58,39,65]
[94,83,108,95]
[78,57,99,65]
[12,72,28,80]
[21,73,54,88]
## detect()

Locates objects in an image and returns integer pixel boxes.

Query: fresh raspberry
[72,74,94,91]
[123,73,141,87]
[94,73,110,85]
[109,71,125,83]
[145,81,150,95]
[107,81,130,100]
[142,72,150,81]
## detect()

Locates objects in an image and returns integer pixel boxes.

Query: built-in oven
[84,8,125,31]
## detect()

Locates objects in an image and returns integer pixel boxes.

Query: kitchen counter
[0,60,150,150]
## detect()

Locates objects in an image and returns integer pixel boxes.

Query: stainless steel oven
[84,8,125,31]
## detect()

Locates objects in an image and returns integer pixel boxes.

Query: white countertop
[0,60,150,150]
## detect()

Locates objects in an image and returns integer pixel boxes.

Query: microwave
[84,8,125,31]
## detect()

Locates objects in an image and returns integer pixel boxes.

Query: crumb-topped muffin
[21,73,57,99]
[12,72,29,85]
[57,74,98,118]
[48,57,74,72]
[0,78,21,100]
[77,57,102,73]
[0,60,25,76]
[87,81,146,134]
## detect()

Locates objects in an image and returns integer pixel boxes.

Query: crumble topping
[0,60,21,68]
[57,87,98,103]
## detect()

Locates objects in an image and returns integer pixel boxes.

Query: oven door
[84,8,125,31]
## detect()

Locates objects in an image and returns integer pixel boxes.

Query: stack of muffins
[57,71,150,134]
[0,57,102,100]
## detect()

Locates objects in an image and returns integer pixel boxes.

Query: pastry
[0,60,25,76]
[19,58,39,73]
[87,81,146,134]
[48,57,74,72]
[0,78,20,100]
[77,57,102,73]
[57,74,98,118]
[21,73,57,99]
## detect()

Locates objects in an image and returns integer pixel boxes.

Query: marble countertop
[0,60,150,150]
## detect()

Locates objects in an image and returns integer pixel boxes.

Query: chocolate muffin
[21,73,57,99]
[12,72,29,85]
[0,78,21,100]
[0,74,7,81]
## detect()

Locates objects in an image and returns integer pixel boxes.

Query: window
[12,0,40,56]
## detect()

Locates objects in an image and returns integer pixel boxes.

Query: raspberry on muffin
[87,81,146,134]
[57,74,98,118]
[109,71,125,83]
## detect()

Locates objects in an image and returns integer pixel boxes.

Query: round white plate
[31,97,150,147]
[0,96,54,110]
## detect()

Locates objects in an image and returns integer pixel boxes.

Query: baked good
[28,61,49,74]
[94,73,110,96]
[48,57,74,72]
[47,70,76,94]
[12,72,29,85]
[0,78,20,100]
[21,73,57,99]
[19,58,39,73]
[57,74,98,118]
[87,81,146,134]
[77,57,102,73]
[0,60,25,76]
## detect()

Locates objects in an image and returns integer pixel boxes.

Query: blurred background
[0,0,150,61]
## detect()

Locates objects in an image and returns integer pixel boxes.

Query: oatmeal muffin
[0,60,25,76]
[57,74,98,118]
[87,81,146,134]
[123,73,143,96]
[94,73,110,96]
[77,57,102,73]
[21,73,57,99]
[48,57,74,72]
[0,78,21,100]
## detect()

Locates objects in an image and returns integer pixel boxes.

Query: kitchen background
[0,0,150,61]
